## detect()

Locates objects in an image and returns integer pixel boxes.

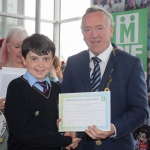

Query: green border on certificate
[59,91,110,132]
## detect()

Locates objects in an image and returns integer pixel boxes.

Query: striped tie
[91,57,101,92]
[37,81,49,97]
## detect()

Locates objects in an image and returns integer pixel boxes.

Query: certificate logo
[101,96,105,101]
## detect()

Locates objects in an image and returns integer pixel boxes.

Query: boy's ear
[22,56,26,66]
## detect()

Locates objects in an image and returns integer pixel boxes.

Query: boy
[4,33,80,150]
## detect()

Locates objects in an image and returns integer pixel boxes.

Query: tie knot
[37,81,49,96]
[92,57,101,64]
[37,81,47,87]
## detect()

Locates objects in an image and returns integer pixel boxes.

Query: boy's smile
[22,51,53,81]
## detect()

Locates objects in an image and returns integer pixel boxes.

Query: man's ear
[110,27,114,38]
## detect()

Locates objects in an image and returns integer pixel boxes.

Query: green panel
[111,9,148,71]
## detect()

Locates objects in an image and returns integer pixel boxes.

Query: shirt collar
[89,43,113,63]
[23,71,51,87]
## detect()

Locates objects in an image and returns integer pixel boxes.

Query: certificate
[0,67,26,99]
[59,91,110,132]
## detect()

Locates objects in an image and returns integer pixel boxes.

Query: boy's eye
[44,58,50,61]
[31,57,37,61]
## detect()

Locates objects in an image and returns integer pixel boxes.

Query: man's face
[82,11,113,56]
[22,51,53,81]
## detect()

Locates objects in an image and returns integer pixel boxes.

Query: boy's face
[22,50,53,81]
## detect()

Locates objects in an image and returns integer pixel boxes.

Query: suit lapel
[99,50,117,91]
[80,51,91,92]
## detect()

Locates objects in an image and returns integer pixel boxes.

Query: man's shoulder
[114,49,142,67]
[115,49,139,60]
[69,50,88,58]
[67,50,89,63]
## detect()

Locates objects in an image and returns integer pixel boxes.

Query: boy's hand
[64,132,77,138]
[65,137,81,150]
[64,132,80,149]
[56,118,61,129]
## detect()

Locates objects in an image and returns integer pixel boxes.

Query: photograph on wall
[92,0,125,13]
[92,0,150,12]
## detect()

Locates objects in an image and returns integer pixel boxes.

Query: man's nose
[91,29,98,38]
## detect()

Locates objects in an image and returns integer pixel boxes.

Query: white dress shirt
[89,43,113,79]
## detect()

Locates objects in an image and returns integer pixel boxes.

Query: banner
[111,9,148,72]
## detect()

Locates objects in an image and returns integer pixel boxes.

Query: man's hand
[85,124,115,140]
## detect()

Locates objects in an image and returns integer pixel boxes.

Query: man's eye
[85,28,91,32]
[97,27,102,30]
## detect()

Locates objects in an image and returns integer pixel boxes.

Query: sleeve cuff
[53,77,59,82]
[109,124,117,138]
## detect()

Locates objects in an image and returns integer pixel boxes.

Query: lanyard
[104,48,117,91]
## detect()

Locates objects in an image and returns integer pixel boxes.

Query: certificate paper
[0,67,26,99]
[59,91,110,132]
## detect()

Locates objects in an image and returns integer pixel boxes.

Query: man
[61,6,148,150]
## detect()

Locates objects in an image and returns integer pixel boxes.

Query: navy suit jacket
[61,46,149,150]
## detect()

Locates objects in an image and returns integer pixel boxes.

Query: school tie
[91,57,101,92]
[37,81,49,97]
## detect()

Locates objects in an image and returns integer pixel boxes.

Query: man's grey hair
[81,6,114,30]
